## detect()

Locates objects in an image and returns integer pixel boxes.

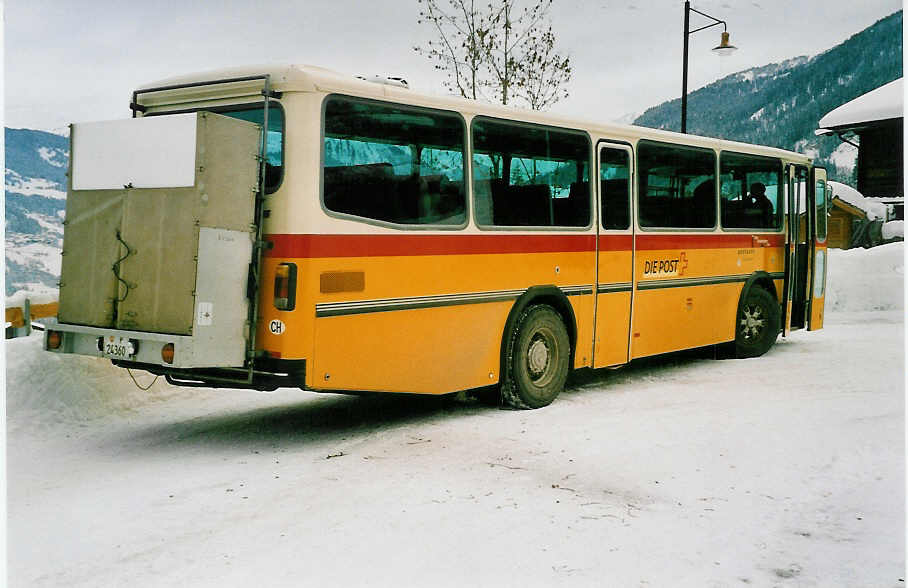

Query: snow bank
[5,288,58,308]
[5,335,182,429]
[882,220,904,240]
[825,242,904,312]
[829,181,888,220]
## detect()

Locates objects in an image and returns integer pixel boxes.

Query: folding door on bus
[593,142,634,368]
[808,167,827,331]
[783,164,812,333]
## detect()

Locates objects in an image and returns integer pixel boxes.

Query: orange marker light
[161,343,175,364]
[47,330,62,349]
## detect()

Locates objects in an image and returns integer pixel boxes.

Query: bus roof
[139,63,811,164]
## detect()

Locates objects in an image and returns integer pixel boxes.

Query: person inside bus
[749,182,773,226]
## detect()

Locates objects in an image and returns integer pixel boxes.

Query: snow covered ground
[6,245,905,587]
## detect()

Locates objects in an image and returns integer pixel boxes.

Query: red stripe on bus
[265,232,785,258]
[598,235,634,249]
[265,233,597,258]
[634,233,785,250]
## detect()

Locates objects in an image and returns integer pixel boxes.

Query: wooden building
[827,197,867,249]
[819,182,892,249]
[818,78,903,219]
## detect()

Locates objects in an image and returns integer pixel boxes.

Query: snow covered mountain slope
[5,127,68,296]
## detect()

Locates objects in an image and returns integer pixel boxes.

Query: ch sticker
[269,320,286,335]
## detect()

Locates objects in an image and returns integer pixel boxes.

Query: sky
[3,0,903,133]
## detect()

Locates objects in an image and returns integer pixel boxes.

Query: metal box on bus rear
[58,112,260,365]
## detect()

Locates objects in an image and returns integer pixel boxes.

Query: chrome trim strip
[597,282,633,293]
[637,274,751,291]
[559,285,594,296]
[316,284,595,317]
[316,288,524,317]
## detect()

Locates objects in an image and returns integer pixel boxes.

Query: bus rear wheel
[735,286,780,358]
[502,304,570,409]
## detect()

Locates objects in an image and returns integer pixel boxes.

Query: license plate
[99,336,137,359]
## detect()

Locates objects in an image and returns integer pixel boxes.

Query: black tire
[501,304,570,409]
[735,286,780,358]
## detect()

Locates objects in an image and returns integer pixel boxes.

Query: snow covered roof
[828,181,888,220]
[818,78,903,130]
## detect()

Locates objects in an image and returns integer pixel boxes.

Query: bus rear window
[220,105,284,194]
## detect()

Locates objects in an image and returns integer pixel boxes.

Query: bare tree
[415,0,491,100]
[415,0,572,110]
[512,26,572,110]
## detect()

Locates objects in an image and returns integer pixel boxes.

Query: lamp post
[681,0,737,133]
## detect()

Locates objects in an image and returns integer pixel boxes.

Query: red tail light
[273,263,297,311]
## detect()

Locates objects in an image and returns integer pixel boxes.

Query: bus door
[783,164,810,334]
[808,167,828,330]
[593,142,635,368]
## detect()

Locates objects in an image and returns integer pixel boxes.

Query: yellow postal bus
[46,65,828,409]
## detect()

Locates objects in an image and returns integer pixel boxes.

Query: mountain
[633,11,903,184]
[5,128,68,296]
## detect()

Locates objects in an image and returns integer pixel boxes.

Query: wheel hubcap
[740,304,765,340]
[527,337,550,379]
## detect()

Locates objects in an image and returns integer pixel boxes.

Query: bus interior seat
[552,181,589,226]
[638,195,671,227]
[491,180,551,226]
[325,163,464,224]
[723,198,770,228]
[416,174,464,222]
[324,163,395,220]
[690,180,716,226]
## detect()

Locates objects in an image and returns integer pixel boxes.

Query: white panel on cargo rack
[72,114,198,190]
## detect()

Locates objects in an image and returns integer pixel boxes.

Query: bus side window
[719,152,782,230]
[472,118,590,228]
[323,96,467,226]
[637,141,716,229]
[600,148,630,230]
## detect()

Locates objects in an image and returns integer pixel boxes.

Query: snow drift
[825,242,903,312]
[882,220,904,241]
[5,335,182,429]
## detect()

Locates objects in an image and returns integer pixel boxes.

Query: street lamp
[681,0,737,133]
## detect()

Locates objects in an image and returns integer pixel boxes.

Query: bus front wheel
[735,286,780,358]
[502,304,570,409]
